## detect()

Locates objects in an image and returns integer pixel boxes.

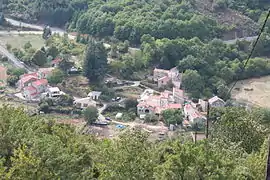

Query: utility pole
[206,100,210,139]
[266,136,270,180]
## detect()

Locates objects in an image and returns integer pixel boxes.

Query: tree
[42,26,52,40]
[6,43,12,51]
[58,55,74,73]
[83,40,108,83]
[47,69,65,84]
[162,109,183,126]
[182,70,204,98]
[7,75,19,87]
[124,98,138,110]
[38,102,50,113]
[31,49,47,66]
[8,68,26,78]
[47,45,59,58]
[211,107,267,153]
[83,106,98,125]
[23,41,32,50]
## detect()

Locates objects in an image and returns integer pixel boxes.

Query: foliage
[182,70,204,98]
[0,106,269,179]
[42,26,52,40]
[124,98,138,110]
[83,40,108,83]
[7,75,19,87]
[31,49,47,66]
[211,107,267,153]
[47,69,65,84]
[7,68,26,78]
[162,109,183,126]
[83,106,98,125]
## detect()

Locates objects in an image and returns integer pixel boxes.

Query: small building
[74,97,96,109]
[173,87,184,104]
[0,65,7,87]
[88,91,102,100]
[208,96,225,108]
[157,76,171,88]
[47,87,63,98]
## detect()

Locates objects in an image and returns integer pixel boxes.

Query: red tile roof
[24,86,37,95]
[51,58,62,65]
[20,75,38,84]
[32,79,48,87]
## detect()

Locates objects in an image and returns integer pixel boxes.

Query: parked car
[105,117,111,121]
[115,97,121,101]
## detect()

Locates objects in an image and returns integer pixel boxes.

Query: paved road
[0,44,32,72]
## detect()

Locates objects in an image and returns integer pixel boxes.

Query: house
[38,68,55,79]
[22,79,48,100]
[47,87,64,98]
[184,104,206,125]
[153,67,181,88]
[23,86,38,99]
[208,96,225,108]
[88,91,102,100]
[17,73,39,89]
[51,58,62,67]
[137,90,182,117]
[173,87,185,104]
[32,79,48,93]
[74,97,96,109]
[0,65,7,87]
[157,76,171,88]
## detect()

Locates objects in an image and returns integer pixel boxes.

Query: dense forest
[0,105,269,179]
[3,0,270,43]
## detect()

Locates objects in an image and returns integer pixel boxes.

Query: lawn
[0,34,45,49]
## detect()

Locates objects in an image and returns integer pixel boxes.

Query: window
[145,109,150,113]
[83,104,88,107]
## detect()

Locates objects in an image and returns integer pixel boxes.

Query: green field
[0,34,45,49]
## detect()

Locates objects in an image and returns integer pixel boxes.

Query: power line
[205,9,270,139]
[226,9,270,98]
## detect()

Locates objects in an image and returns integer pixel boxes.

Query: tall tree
[182,69,204,98]
[83,40,107,83]
[31,49,47,66]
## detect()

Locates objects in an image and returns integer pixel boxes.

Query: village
[0,57,226,141]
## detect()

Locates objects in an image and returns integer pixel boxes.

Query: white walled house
[88,91,102,100]
[74,97,97,109]
[209,96,225,108]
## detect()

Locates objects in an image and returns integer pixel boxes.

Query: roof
[24,86,38,95]
[48,87,60,92]
[51,58,62,65]
[0,65,7,71]
[154,68,169,73]
[74,97,96,105]
[158,75,170,82]
[173,88,184,97]
[88,91,102,97]
[32,79,48,87]
[209,96,225,105]
[20,75,38,84]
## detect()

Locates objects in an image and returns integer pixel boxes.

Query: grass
[0,34,45,49]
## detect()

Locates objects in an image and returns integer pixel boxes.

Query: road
[0,43,33,72]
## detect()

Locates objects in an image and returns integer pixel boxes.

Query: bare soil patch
[231,76,270,108]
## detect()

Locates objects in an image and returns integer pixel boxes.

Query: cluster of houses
[17,67,65,100]
[137,67,226,127]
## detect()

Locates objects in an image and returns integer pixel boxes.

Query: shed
[115,113,123,119]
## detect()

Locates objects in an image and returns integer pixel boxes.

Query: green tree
[47,45,59,58]
[31,49,47,66]
[47,69,65,84]
[23,41,32,50]
[6,43,12,51]
[7,75,19,87]
[211,107,267,153]
[83,40,108,83]
[162,109,183,126]
[182,70,204,98]
[42,26,52,40]
[124,98,138,110]
[83,106,98,125]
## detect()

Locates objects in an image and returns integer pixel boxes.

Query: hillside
[2,0,269,42]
